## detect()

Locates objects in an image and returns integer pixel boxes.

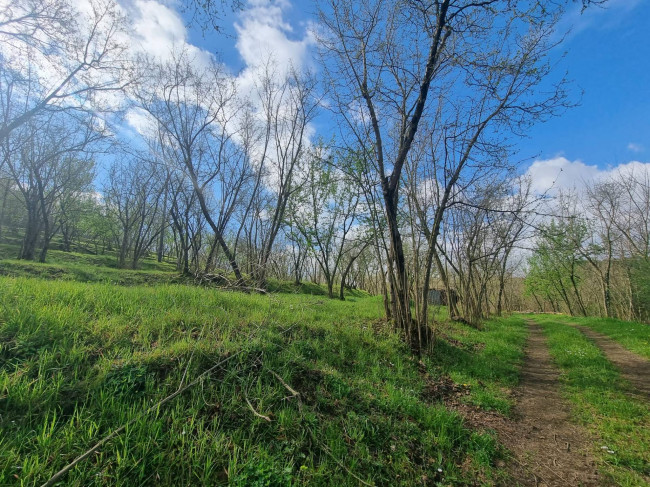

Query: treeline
[525,170,650,323]
[1,0,639,351]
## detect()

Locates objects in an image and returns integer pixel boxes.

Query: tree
[0,0,131,142]
[246,62,319,287]
[525,216,591,316]
[1,113,97,261]
[136,51,245,282]
[291,145,364,298]
[104,156,165,269]
[318,0,573,349]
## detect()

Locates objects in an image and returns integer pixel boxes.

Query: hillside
[2,249,649,486]
[0,249,521,486]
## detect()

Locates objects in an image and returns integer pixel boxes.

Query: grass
[565,315,650,359]
[534,315,650,486]
[0,259,179,286]
[0,274,511,486]
[427,316,528,415]
[7,240,649,485]
[0,244,179,287]
[0,244,175,271]
[0,245,366,298]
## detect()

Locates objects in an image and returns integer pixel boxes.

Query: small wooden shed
[427,288,458,306]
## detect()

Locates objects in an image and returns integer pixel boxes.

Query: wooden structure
[427,288,458,307]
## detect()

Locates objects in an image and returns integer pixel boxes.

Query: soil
[450,320,604,487]
[575,325,650,399]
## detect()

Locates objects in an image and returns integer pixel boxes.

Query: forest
[1,0,649,486]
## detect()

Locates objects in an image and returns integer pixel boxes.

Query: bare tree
[0,0,131,142]
[104,156,165,269]
[136,51,245,282]
[319,0,574,349]
[246,63,319,287]
[1,112,97,261]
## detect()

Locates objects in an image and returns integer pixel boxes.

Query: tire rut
[574,325,650,399]
[498,320,602,486]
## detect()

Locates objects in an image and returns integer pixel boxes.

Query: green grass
[427,316,529,415]
[0,244,176,271]
[565,315,650,359]
[0,259,179,286]
[0,244,179,287]
[534,315,650,486]
[0,276,508,486]
[0,245,364,298]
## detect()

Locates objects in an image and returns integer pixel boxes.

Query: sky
[112,0,650,193]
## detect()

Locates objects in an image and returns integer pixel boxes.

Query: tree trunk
[157,182,169,263]
[188,170,243,283]
[0,179,11,240]
[20,206,40,260]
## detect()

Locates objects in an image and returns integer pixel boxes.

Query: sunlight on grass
[568,315,650,359]
[0,277,505,486]
[535,316,650,486]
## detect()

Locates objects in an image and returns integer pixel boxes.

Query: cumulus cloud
[525,156,650,195]
[235,0,314,73]
[233,0,316,106]
[123,0,214,67]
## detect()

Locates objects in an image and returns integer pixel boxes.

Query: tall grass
[0,277,506,485]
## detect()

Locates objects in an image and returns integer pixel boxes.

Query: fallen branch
[245,396,272,422]
[268,369,300,399]
[266,369,372,486]
[41,350,244,487]
[305,425,375,487]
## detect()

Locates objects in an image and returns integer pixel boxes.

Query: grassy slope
[0,245,179,286]
[565,315,650,359]
[0,270,523,486]
[533,315,650,486]
[428,317,528,415]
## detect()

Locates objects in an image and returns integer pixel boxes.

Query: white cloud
[556,0,643,41]
[235,0,313,73]
[526,156,650,195]
[526,157,599,194]
[628,142,644,153]
[129,0,186,57]
[122,0,215,68]
[124,106,157,138]
[234,0,315,100]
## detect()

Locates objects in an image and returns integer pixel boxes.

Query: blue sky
[126,0,649,190]
[524,0,650,167]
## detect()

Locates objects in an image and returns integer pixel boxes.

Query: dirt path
[503,321,601,486]
[456,320,602,486]
[575,325,650,398]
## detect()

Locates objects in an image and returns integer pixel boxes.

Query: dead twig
[263,369,373,486]
[41,350,243,487]
[305,424,375,487]
[245,395,272,422]
[268,368,300,399]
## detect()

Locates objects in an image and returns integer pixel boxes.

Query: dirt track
[493,321,601,486]
[575,325,650,399]
[454,321,604,486]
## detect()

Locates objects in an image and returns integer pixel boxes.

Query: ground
[1,249,649,485]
